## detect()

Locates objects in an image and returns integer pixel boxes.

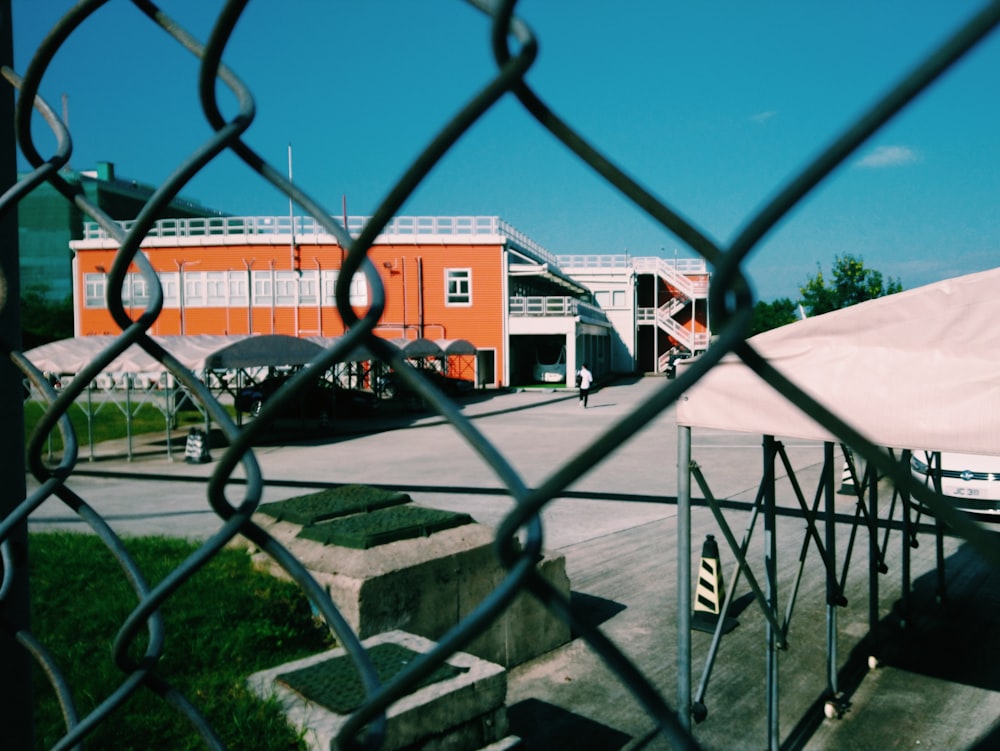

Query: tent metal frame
[676,427,947,750]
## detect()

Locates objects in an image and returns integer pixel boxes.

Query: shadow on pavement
[508,698,632,751]
[569,591,626,638]
[881,536,1000,692]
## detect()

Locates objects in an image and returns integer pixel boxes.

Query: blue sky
[11,1,1000,301]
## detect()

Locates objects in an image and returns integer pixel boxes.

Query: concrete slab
[247,630,512,751]
[238,507,571,667]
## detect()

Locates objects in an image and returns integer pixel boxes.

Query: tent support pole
[900,449,912,626]
[86,381,96,462]
[125,374,134,461]
[203,368,212,438]
[165,376,174,462]
[677,425,692,731]
[867,462,880,658]
[824,442,839,696]
[930,452,947,603]
[763,435,779,751]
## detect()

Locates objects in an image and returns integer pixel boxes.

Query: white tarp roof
[676,267,1000,456]
[436,338,477,356]
[24,335,325,374]
[26,334,477,375]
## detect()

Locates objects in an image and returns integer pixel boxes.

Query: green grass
[23,400,211,453]
[29,532,334,751]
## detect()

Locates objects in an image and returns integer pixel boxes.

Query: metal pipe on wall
[243,258,254,334]
[314,257,322,336]
[418,257,424,338]
[269,258,276,334]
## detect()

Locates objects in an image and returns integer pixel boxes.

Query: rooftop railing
[509,296,607,321]
[558,254,708,274]
[80,215,560,266]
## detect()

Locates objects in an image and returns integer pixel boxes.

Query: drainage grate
[297,505,474,549]
[275,642,467,714]
[257,485,412,525]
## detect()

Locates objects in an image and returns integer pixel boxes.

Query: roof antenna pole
[288,143,296,271]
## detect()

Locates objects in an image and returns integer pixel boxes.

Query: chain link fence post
[0,1,33,748]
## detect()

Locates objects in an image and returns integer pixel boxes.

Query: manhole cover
[275,642,467,714]
[297,505,473,549]
[257,485,411,525]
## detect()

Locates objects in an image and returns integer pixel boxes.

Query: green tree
[750,297,798,335]
[21,284,74,349]
[799,254,902,317]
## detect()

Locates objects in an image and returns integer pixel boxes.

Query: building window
[129,274,151,307]
[252,270,273,305]
[205,271,227,307]
[446,268,471,306]
[84,273,105,308]
[274,270,298,305]
[160,272,179,307]
[179,271,204,306]
[228,271,248,306]
[321,270,368,307]
[299,270,318,305]
[116,273,152,308]
[594,289,626,309]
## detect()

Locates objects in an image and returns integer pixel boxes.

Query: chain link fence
[2,1,1000,749]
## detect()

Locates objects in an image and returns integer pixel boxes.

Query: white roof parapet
[556,255,631,269]
[630,256,708,274]
[558,254,708,274]
[76,215,558,259]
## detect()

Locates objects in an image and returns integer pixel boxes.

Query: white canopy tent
[677,267,1000,455]
[23,333,479,461]
[26,334,477,378]
[24,334,325,375]
[672,267,1000,745]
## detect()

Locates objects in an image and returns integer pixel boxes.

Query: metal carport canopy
[26,334,328,375]
[435,338,477,356]
[676,267,1000,455]
[24,334,476,377]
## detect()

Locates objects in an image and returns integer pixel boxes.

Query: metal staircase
[632,257,708,301]
[633,257,709,358]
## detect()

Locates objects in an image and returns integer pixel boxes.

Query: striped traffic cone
[839,447,869,495]
[692,534,738,634]
[838,460,856,495]
[184,427,212,464]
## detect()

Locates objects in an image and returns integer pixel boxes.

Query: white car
[910,451,1000,518]
[532,347,566,384]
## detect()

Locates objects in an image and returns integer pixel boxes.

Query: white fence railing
[81,215,562,268]
[631,256,709,298]
[508,296,606,320]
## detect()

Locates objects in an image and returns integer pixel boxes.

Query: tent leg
[86,382,96,462]
[764,435,779,751]
[935,519,946,604]
[202,369,212,442]
[930,452,947,604]
[900,449,913,628]
[868,465,880,660]
[125,374,134,461]
[824,443,839,697]
[677,425,692,731]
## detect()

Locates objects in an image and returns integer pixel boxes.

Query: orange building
[71,216,602,388]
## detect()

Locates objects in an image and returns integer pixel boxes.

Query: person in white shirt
[576,363,593,408]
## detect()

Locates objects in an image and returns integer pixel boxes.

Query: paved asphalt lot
[25,376,1000,750]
